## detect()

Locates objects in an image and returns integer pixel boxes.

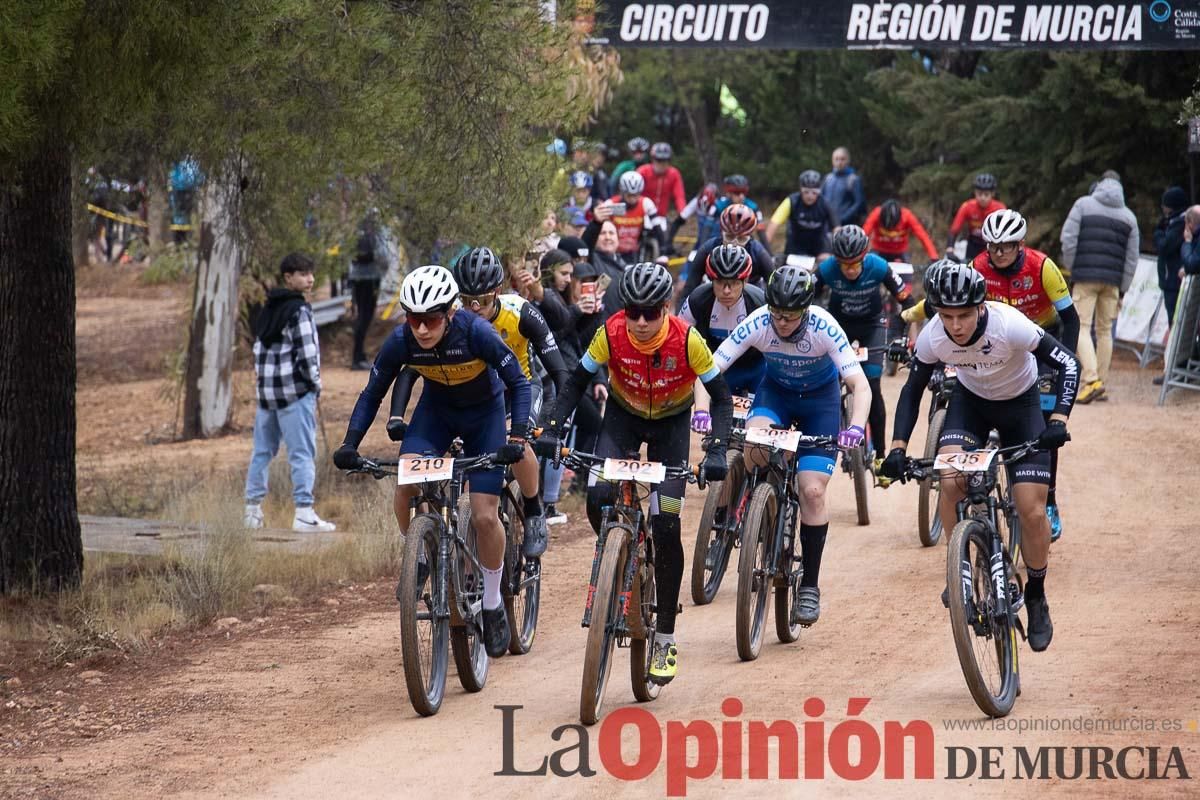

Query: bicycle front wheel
[690,451,743,605]
[399,514,449,717]
[450,496,489,693]
[502,482,540,655]
[580,525,631,725]
[736,483,776,661]
[629,549,661,703]
[849,445,871,526]
[946,518,1019,718]
[918,407,947,546]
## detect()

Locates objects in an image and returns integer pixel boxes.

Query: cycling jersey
[771,193,838,257]
[609,194,660,256]
[679,282,767,393]
[973,248,1072,330]
[949,198,1006,254]
[581,313,719,419]
[636,163,687,217]
[488,294,567,386]
[714,305,863,394]
[862,205,939,260]
[346,309,530,439]
[814,253,912,324]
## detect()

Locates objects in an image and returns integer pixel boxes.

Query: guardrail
[311,296,349,327]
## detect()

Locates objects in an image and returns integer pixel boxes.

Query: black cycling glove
[1037,420,1070,450]
[702,448,728,483]
[386,417,407,442]
[879,447,908,482]
[333,444,361,470]
[494,441,526,465]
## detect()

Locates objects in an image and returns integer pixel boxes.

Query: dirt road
[6,357,1200,799]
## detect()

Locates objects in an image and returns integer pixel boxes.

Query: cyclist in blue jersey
[814,225,916,467]
[333,265,531,659]
[678,243,766,434]
[714,266,872,626]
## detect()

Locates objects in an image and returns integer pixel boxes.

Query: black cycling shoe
[1026,595,1053,652]
[397,560,430,603]
[482,606,511,658]
[522,514,548,559]
[791,586,821,627]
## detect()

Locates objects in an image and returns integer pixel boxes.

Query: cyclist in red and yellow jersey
[947,173,1006,260]
[536,263,733,687]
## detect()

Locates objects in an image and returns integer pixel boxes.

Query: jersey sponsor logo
[665,356,677,370]
[794,337,813,354]
[981,339,994,355]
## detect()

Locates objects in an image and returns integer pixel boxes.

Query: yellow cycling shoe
[872,457,893,488]
[648,641,678,685]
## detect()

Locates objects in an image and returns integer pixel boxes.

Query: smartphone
[610,202,627,216]
[579,281,597,300]
[595,274,611,293]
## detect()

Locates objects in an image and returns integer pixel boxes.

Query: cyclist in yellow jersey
[536,263,733,686]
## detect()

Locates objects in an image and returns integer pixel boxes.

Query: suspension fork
[618,509,645,620]
[581,505,613,628]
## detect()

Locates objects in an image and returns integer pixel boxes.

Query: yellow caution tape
[87,204,148,228]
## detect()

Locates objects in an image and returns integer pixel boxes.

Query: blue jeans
[244,392,318,507]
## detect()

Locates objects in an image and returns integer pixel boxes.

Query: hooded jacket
[1059,178,1140,292]
[820,166,866,226]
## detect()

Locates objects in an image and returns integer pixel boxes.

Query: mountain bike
[344,446,540,716]
[886,338,958,547]
[901,440,1048,717]
[559,449,701,725]
[734,427,837,661]
[690,400,752,606]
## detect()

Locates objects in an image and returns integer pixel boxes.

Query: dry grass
[3,463,402,667]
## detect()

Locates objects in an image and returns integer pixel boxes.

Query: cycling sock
[652,515,683,635]
[523,493,543,519]
[1025,566,1047,603]
[656,631,676,647]
[867,377,886,455]
[482,563,503,610]
[799,523,829,588]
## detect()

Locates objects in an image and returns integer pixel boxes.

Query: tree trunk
[72,164,91,268]
[146,162,168,253]
[181,173,243,439]
[0,133,84,595]
[683,96,720,186]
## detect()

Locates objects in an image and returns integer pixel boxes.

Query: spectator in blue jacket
[821,147,867,226]
[1154,186,1189,325]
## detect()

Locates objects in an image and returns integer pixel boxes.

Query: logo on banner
[1149,1,1172,23]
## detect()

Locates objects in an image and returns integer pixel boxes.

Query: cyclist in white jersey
[713,266,871,626]
[879,264,1079,652]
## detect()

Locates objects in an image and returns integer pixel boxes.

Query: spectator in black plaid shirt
[243,253,336,532]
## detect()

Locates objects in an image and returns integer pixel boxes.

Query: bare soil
[2,265,1198,798]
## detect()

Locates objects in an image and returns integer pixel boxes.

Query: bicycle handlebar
[900,438,1051,483]
[558,449,705,488]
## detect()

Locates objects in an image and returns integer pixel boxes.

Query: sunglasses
[768,307,807,322]
[837,258,864,268]
[461,291,497,308]
[987,242,1020,255]
[626,304,665,322]
[408,311,447,331]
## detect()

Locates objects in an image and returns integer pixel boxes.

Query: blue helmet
[546,138,567,158]
[569,170,593,189]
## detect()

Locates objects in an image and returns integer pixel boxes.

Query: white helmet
[400,265,459,313]
[981,209,1027,244]
[618,170,645,195]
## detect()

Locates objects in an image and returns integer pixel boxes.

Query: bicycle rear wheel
[849,446,871,526]
[629,546,661,703]
[450,497,489,693]
[918,407,947,546]
[736,483,776,661]
[690,451,743,605]
[946,518,1019,717]
[501,482,540,655]
[398,514,449,716]
[774,531,801,643]
[580,525,631,725]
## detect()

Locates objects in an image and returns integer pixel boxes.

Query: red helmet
[700,182,718,208]
[720,203,757,238]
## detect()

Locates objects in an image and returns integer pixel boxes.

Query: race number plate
[732,395,754,420]
[397,456,454,485]
[934,450,998,472]
[602,458,667,484]
[744,426,802,452]
[855,346,870,362]
[785,254,816,271]
[944,366,957,378]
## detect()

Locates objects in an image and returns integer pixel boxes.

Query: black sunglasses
[626,304,664,322]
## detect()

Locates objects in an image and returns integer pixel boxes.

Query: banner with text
[581,1,1200,49]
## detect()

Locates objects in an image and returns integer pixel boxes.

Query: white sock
[656,631,676,647]
[482,564,503,610]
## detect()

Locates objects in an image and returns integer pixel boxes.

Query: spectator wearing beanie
[1155,186,1189,325]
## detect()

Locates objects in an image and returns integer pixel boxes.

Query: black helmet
[798,170,822,189]
[621,262,673,307]
[455,247,505,295]
[723,174,750,192]
[880,199,901,230]
[927,263,987,308]
[706,244,753,281]
[831,225,870,261]
[765,266,817,311]
[921,257,958,299]
[973,173,997,191]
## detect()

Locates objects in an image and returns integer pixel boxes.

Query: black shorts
[590,401,690,516]
[939,381,1051,485]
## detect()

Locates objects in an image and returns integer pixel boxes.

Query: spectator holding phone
[583,203,634,318]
